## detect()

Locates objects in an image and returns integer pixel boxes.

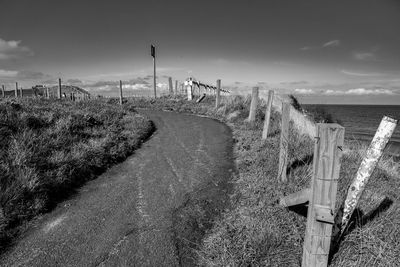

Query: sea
[303,105,400,157]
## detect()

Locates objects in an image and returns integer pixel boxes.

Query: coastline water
[304,104,400,157]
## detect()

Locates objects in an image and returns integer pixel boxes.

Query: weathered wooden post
[19,86,23,98]
[1,85,5,98]
[168,77,173,95]
[15,82,18,98]
[119,80,123,105]
[215,79,221,108]
[278,102,290,182]
[46,87,49,99]
[340,116,397,234]
[262,90,275,139]
[58,78,62,99]
[186,79,193,100]
[175,80,178,95]
[247,87,259,122]
[302,124,344,267]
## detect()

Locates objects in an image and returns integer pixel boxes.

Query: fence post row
[215,79,221,108]
[119,80,123,105]
[247,87,259,122]
[278,102,290,183]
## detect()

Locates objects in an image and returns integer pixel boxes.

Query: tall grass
[0,98,154,248]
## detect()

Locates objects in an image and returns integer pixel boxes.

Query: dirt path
[0,110,235,267]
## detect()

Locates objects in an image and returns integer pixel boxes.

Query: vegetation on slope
[0,98,154,249]
[127,94,399,266]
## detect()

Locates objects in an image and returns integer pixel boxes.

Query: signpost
[151,44,156,98]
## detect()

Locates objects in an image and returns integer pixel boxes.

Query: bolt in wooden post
[262,90,275,139]
[119,80,123,105]
[278,102,290,183]
[215,79,221,108]
[340,116,397,234]
[15,82,18,98]
[302,124,344,267]
[58,78,62,99]
[1,85,5,98]
[247,87,259,122]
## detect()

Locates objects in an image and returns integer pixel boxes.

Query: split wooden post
[168,77,173,95]
[215,79,221,108]
[340,116,397,234]
[1,85,5,98]
[15,82,18,98]
[247,87,259,122]
[302,124,344,267]
[278,102,290,183]
[262,90,275,139]
[119,80,123,105]
[58,78,62,99]
[175,80,178,95]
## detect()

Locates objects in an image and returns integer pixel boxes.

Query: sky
[0,0,399,104]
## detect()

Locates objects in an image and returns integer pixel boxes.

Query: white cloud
[345,88,394,95]
[341,69,385,77]
[294,88,315,94]
[323,88,394,95]
[325,90,342,95]
[0,38,33,60]
[0,69,18,77]
[122,83,148,90]
[322,40,340,47]
[353,52,376,61]
[300,46,312,51]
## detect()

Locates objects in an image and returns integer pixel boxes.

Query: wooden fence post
[15,82,18,98]
[278,102,290,182]
[262,90,275,139]
[247,87,259,122]
[215,79,221,108]
[302,124,344,267]
[186,80,193,100]
[340,116,397,234]
[1,85,5,98]
[119,80,123,105]
[46,87,49,99]
[20,87,23,98]
[58,78,62,99]
[168,77,173,95]
[175,80,178,95]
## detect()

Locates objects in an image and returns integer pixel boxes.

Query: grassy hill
[0,98,154,249]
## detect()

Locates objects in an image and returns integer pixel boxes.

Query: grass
[0,98,154,249]
[127,94,400,266]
